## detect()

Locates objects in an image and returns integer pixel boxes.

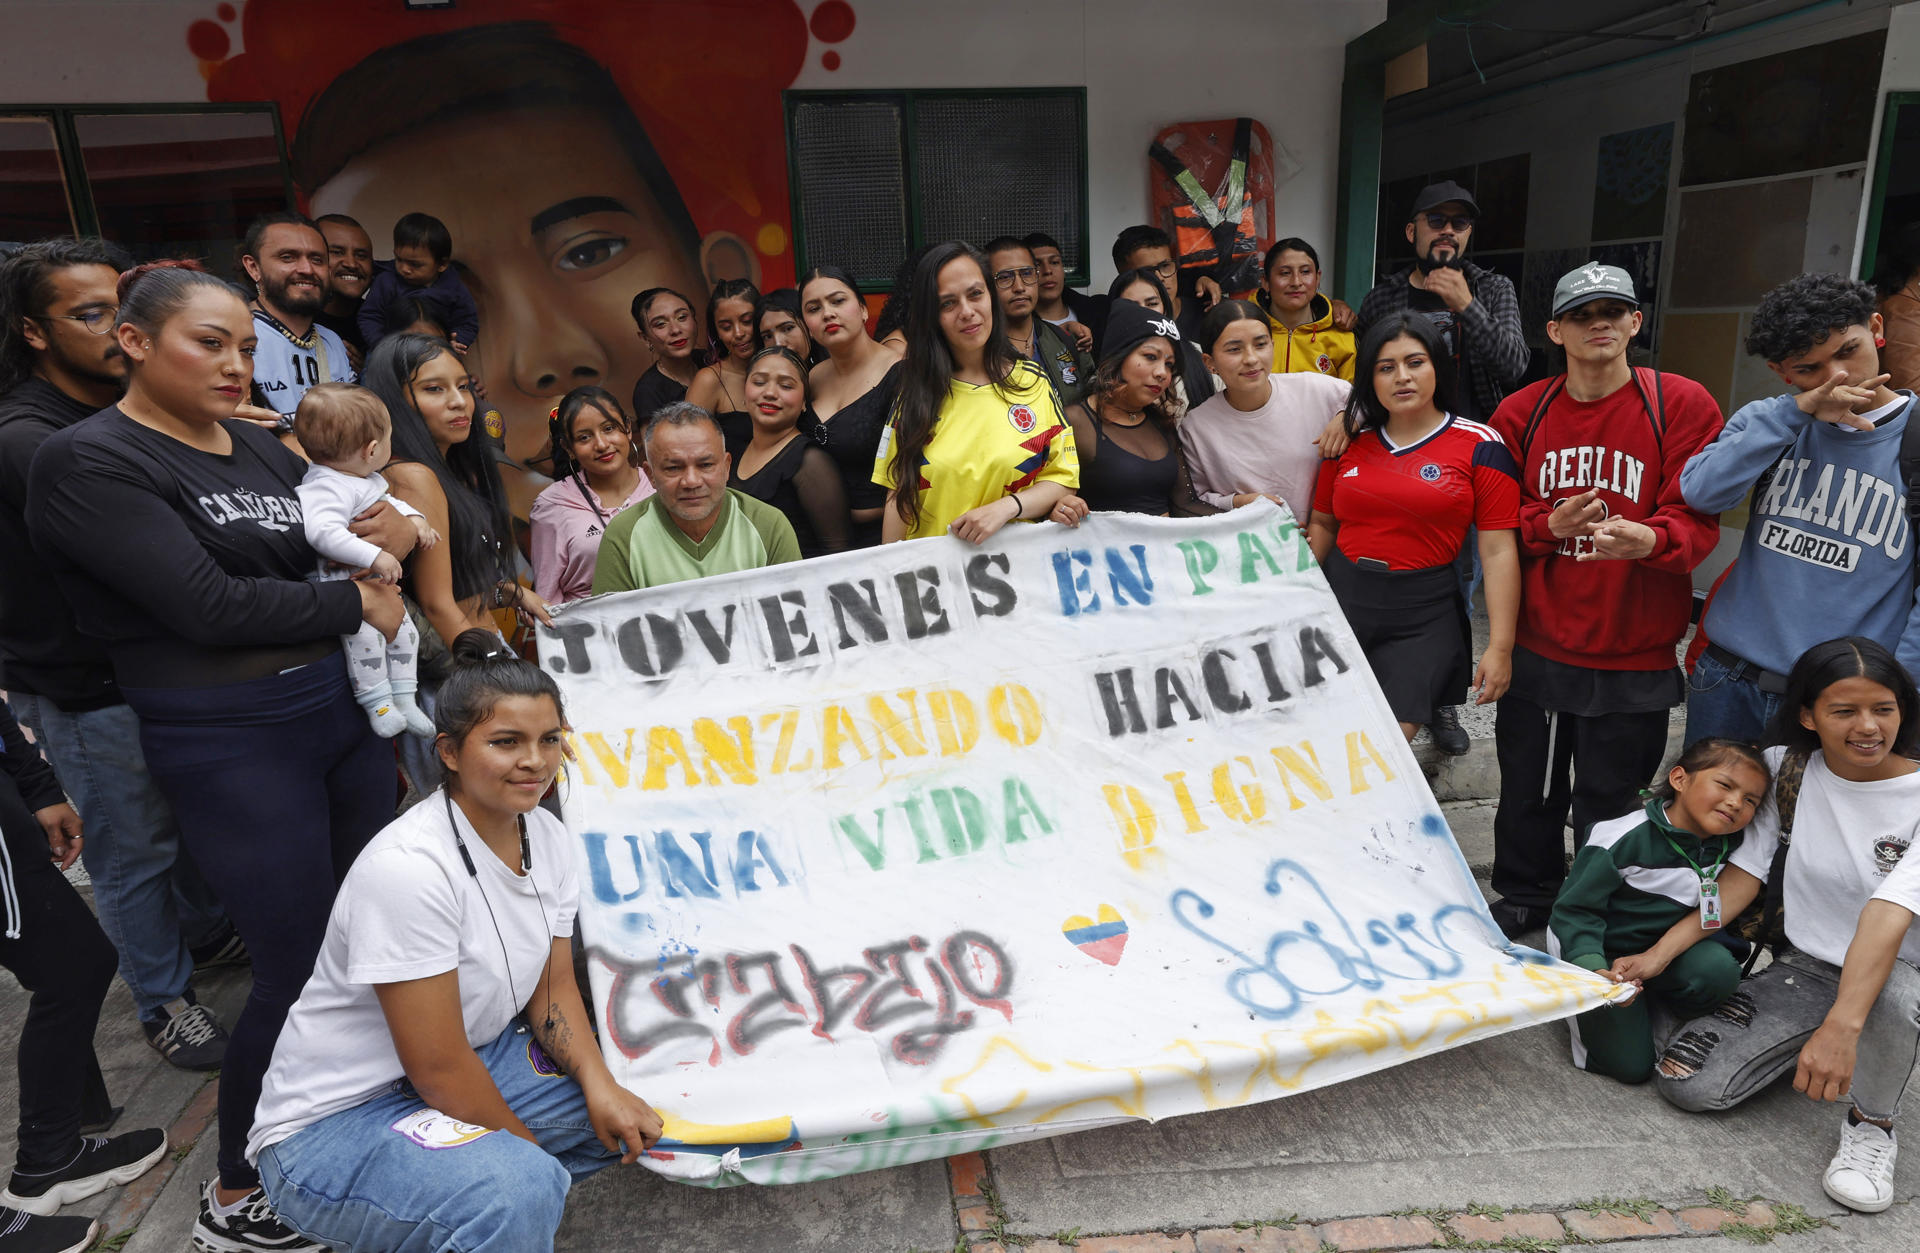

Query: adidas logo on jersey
[1341,466,1359,478]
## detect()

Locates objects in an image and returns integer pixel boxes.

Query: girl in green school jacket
[1547,738,1773,1083]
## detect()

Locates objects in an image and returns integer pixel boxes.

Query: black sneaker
[191,928,251,972]
[142,996,229,1071]
[191,1182,325,1252]
[1489,898,1551,940]
[0,1208,98,1253]
[1,1129,167,1215]
[1429,705,1470,756]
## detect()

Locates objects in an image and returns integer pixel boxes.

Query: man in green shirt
[591,402,800,594]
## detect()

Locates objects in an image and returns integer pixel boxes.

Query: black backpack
[1731,749,1810,974]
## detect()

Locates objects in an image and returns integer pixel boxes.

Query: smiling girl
[802,264,901,548]
[874,243,1077,544]
[248,632,663,1252]
[730,346,848,557]
[529,387,653,605]
[686,278,761,457]
[628,287,699,424]
[1656,637,1920,1214]
[1307,313,1521,742]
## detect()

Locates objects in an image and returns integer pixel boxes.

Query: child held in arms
[293,383,439,738]
[359,212,481,352]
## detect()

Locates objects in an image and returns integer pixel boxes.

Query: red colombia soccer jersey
[1311,416,1520,570]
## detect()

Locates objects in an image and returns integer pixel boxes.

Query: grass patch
[1050,1228,1080,1246]
[1463,1201,1509,1220]
[1720,1201,1827,1245]
[1703,1185,1744,1211]
[94,1231,134,1252]
[1576,1195,1659,1223]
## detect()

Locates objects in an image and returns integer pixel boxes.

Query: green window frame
[0,102,292,243]
[784,87,1090,292]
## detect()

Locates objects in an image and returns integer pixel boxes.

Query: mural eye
[556,235,628,273]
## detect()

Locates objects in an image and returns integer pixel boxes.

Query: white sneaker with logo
[1823,1116,1897,1213]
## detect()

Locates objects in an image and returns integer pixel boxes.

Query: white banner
[541,503,1619,1186]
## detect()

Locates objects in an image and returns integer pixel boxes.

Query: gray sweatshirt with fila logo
[1680,391,1920,676]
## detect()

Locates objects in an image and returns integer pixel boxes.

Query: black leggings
[126,653,393,1190]
[2,777,118,1170]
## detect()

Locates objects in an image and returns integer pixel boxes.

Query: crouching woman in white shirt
[245,630,662,1252]
[1653,636,1920,1216]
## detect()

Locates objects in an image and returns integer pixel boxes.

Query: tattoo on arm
[534,1001,580,1075]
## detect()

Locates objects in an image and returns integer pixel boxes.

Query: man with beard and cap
[238,211,357,432]
[1356,179,1529,756]
[314,213,373,370]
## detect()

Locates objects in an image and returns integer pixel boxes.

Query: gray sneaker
[141,998,228,1071]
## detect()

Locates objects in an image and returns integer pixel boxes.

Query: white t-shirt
[1178,372,1350,522]
[252,310,356,415]
[247,791,579,1161]
[1743,746,1920,967]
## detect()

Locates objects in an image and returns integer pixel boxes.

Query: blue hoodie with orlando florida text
[1680,392,1920,677]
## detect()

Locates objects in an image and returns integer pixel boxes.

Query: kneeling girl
[1547,738,1772,1083]
[247,631,662,1252]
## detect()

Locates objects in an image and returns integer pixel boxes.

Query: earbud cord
[445,790,555,1032]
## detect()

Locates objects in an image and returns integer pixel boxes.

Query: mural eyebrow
[531,196,631,235]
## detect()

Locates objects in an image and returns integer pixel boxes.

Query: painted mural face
[311,103,706,480]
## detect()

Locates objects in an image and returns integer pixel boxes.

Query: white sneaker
[1823,1115,1897,1213]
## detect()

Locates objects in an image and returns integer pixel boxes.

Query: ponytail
[433,629,565,749]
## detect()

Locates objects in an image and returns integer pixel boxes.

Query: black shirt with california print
[27,409,363,689]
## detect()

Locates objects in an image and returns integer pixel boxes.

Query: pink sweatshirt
[529,474,654,604]
[1178,372,1349,523]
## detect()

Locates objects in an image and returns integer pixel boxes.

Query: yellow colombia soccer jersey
[873,360,1078,541]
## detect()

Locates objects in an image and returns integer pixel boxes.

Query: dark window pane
[789,97,908,288]
[913,94,1084,273]
[0,117,76,244]
[73,111,287,275]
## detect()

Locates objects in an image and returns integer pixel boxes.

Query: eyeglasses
[38,306,118,334]
[1422,213,1474,232]
[1148,260,1178,280]
[992,266,1037,290]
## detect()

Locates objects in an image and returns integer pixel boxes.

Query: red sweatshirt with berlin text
[1487,369,1723,670]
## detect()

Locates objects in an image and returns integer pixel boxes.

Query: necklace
[1101,400,1147,428]
[251,303,318,351]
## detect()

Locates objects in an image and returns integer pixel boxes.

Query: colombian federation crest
[1008,404,1038,433]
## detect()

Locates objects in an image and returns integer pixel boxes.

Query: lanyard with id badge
[1662,829,1731,929]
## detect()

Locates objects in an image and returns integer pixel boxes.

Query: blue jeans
[8,694,226,1018]
[1683,648,1782,746]
[259,1027,617,1252]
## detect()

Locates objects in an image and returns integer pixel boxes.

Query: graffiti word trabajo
[1103,731,1397,867]
[1092,626,1350,738]
[569,682,1046,793]
[1172,858,1484,1020]
[599,931,1014,1067]
[833,775,1056,870]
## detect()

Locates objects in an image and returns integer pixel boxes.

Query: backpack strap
[1518,377,1566,464]
[1743,748,1810,975]
[1902,396,1920,568]
[1628,367,1666,460]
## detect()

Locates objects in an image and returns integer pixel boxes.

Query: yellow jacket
[1256,291,1355,381]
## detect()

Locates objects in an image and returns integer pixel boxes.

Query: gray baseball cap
[1552,263,1639,318]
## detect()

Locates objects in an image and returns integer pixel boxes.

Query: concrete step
[1414,708,1687,802]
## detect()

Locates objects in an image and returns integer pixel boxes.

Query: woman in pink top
[1179,300,1350,525]
[529,387,652,604]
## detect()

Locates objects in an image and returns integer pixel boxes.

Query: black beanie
[1099,298,1181,369]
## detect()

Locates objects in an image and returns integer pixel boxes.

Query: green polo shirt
[590,489,800,595]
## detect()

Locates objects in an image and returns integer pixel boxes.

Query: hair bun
[448,628,517,668]
[116,257,207,305]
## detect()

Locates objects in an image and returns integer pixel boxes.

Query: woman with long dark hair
[731,346,848,558]
[364,333,552,792]
[529,387,652,605]
[873,242,1077,544]
[1307,313,1520,742]
[801,264,901,548]
[1656,638,1920,1214]
[1047,298,1210,521]
[629,287,700,422]
[27,262,409,1250]
[685,277,760,455]
[754,288,823,364]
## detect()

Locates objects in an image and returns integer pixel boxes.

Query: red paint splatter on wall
[822,50,841,71]
[809,0,855,42]
[185,19,229,60]
[216,3,237,21]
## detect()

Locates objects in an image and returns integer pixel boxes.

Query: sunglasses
[1422,213,1475,232]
